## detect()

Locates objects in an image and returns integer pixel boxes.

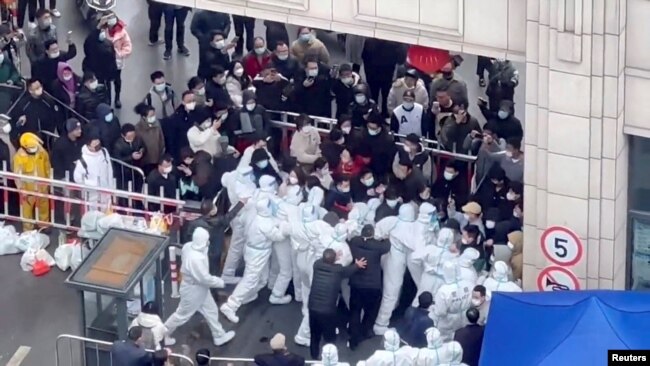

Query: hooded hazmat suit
[438,341,468,366]
[414,228,459,306]
[346,202,371,239]
[357,329,418,366]
[373,204,417,335]
[456,247,480,285]
[220,198,289,323]
[408,203,438,289]
[292,204,335,346]
[482,261,522,293]
[221,166,257,283]
[318,223,354,305]
[252,175,282,290]
[13,132,51,231]
[414,327,459,366]
[316,344,350,366]
[431,261,473,341]
[164,227,235,346]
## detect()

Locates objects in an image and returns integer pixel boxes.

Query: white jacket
[73,145,114,189]
[290,127,322,164]
[129,313,167,351]
[187,125,222,157]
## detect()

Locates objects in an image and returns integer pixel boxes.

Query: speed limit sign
[540,226,583,266]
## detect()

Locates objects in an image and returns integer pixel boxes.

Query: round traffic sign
[540,226,583,266]
[537,266,581,291]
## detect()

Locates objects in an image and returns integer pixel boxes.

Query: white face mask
[107,18,118,27]
[163,166,173,174]
[363,177,374,187]
[471,298,483,307]
[277,53,289,60]
[27,147,38,153]
[307,69,318,78]
[302,125,314,134]
[507,242,515,250]
[341,126,351,134]
[213,40,225,49]
[63,74,73,81]
[88,80,99,90]
[367,128,380,136]
[386,199,398,208]
[233,68,244,77]
[254,47,266,55]
[506,192,517,201]
[444,171,455,181]
[355,95,366,104]
[289,176,299,185]
[403,101,414,109]
[200,120,213,129]
[196,87,205,96]
[147,116,156,124]
[49,51,60,59]
[246,103,256,111]
[0,54,4,64]
[513,210,521,218]
[486,220,496,229]
[403,145,411,153]
[461,238,470,245]
[185,102,196,111]
[341,77,353,85]
[154,83,166,92]
[1,123,11,134]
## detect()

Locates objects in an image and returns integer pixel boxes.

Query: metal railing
[55,334,194,366]
[198,354,321,365]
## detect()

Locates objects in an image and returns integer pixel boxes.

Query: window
[628,136,650,290]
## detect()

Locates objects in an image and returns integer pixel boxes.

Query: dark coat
[358,129,397,179]
[349,236,390,290]
[454,324,485,366]
[76,85,110,121]
[254,351,305,366]
[309,259,358,314]
[197,42,231,80]
[190,10,231,44]
[82,30,117,81]
[398,307,434,348]
[161,106,198,160]
[147,170,178,213]
[87,104,121,155]
[9,94,61,142]
[50,74,82,109]
[395,168,427,204]
[32,44,77,91]
[50,134,83,179]
[348,99,376,128]
[113,136,146,167]
[109,340,153,366]
[374,201,399,223]
[320,140,345,169]
[270,55,300,81]
[432,173,470,211]
[205,79,232,108]
[253,76,290,112]
[291,64,332,118]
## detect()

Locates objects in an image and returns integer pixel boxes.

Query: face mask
[498,110,509,119]
[368,128,380,136]
[507,242,515,250]
[339,186,350,193]
[461,238,470,245]
[342,126,351,134]
[420,191,430,200]
[154,83,166,92]
[33,88,43,97]
[104,113,113,122]
[471,298,483,307]
[217,77,226,85]
[218,112,228,121]
[163,166,173,174]
[98,32,106,41]
[403,101,414,109]
[444,171,455,181]
[486,220,496,229]
[386,199,398,208]
[307,69,318,78]
[363,177,374,187]
[505,151,514,158]
[213,40,225,49]
[256,160,269,169]
[289,176,299,185]
[463,213,471,221]
[299,33,312,42]
[1,123,10,134]
[200,120,213,129]
[196,87,205,96]
[233,68,244,77]
[507,192,517,201]
[107,18,118,27]
[26,147,38,154]
[341,77,353,85]
[513,210,521,218]
[246,103,256,111]
[48,51,60,59]
[147,116,156,124]
[63,74,73,81]
[185,102,196,111]
[302,125,314,133]
[254,47,266,55]
[321,168,330,175]
[40,19,52,29]
[403,145,412,153]
[277,53,289,61]
[89,80,99,90]
[355,95,366,104]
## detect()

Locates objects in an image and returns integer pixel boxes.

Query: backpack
[79,148,109,179]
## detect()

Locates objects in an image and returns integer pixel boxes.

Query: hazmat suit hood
[447,341,464,364]
[436,228,455,249]
[256,198,274,218]
[259,175,278,194]
[366,198,381,223]
[95,103,113,121]
[321,344,339,366]
[397,204,416,222]
[441,260,458,285]
[458,247,479,268]
[493,261,509,282]
[332,223,348,242]
[235,166,254,184]
[19,132,43,149]
[348,202,370,224]
[307,186,325,207]
[426,327,443,348]
[418,202,436,223]
[383,329,401,352]
[284,185,304,205]
[191,227,210,251]
[301,204,318,223]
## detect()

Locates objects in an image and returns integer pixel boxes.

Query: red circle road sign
[537,266,581,291]
[540,226,583,267]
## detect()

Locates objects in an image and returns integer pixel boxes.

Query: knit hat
[66,118,82,133]
[269,333,286,350]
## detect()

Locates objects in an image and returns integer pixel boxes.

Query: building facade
[161,0,650,291]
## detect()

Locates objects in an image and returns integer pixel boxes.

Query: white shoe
[373,324,388,336]
[269,294,292,305]
[242,293,258,305]
[294,335,310,347]
[219,304,239,324]
[214,330,236,346]
[164,336,176,346]
[51,9,61,17]
[222,276,242,285]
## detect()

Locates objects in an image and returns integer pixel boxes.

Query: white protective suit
[438,342,468,366]
[456,247,480,285]
[357,329,418,366]
[414,228,459,306]
[414,327,459,366]
[164,228,235,346]
[254,175,282,290]
[346,203,370,239]
[374,205,417,335]
[220,198,289,323]
[408,203,438,289]
[307,186,328,218]
[221,166,257,283]
[482,261,523,293]
[316,344,350,366]
[318,223,354,305]
[431,261,473,341]
[292,204,335,346]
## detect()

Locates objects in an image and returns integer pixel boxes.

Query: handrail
[198,354,321,364]
[43,88,92,124]
[55,334,195,365]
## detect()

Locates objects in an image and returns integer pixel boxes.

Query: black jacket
[50,74,82,109]
[113,136,146,167]
[349,236,390,290]
[395,169,427,204]
[197,42,231,80]
[454,324,485,366]
[9,94,61,142]
[254,351,305,366]
[0,138,10,171]
[362,38,406,73]
[253,76,290,112]
[110,340,153,366]
[292,64,332,118]
[147,170,178,213]
[350,178,381,203]
[358,129,397,179]
[205,79,232,108]
[190,10,231,44]
[51,134,83,179]
[161,106,198,160]
[331,79,356,119]
[309,259,358,314]
[87,104,121,155]
[320,140,345,169]
[82,30,117,81]
[374,201,399,223]
[348,99,376,128]
[432,173,470,211]
[398,307,434,348]
[76,85,110,121]
[32,44,77,91]
[271,55,300,81]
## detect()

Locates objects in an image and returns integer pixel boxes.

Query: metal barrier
[199,354,321,365]
[55,334,195,366]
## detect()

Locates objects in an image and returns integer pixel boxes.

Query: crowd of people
[0,2,527,365]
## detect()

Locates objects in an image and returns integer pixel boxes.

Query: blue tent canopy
[480,291,650,366]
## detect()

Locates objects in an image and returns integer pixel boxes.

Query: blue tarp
[479,291,650,366]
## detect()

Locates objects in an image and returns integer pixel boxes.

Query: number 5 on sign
[540,226,583,266]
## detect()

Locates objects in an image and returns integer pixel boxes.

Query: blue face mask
[498,110,509,119]
[256,160,269,169]
[104,113,113,122]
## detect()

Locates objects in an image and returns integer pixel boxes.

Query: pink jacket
[107,21,132,70]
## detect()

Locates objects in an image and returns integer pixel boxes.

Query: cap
[403,89,416,99]
[19,132,43,149]
[269,333,286,350]
[405,133,420,144]
[65,118,82,133]
[462,201,482,215]
[405,68,419,79]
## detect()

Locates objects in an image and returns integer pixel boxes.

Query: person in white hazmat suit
[373,204,417,335]
[456,247,480,285]
[163,227,235,346]
[438,342,468,366]
[357,329,418,366]
[220,198,290,323]
[431,261,473,341]
[414,227,459,307]
[414,327,460,366]
[408,202,438,291]
[318,223,354,307]
[251,175,282,290]
[221,166,257,284]
[482,261,523,293]
[346,202,370,239]
[292,204,335,346]
[317,344,350,366]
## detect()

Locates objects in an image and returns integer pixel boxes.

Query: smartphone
[231,36,240,44]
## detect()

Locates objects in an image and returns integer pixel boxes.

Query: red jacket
[243,51,273,79]
[335,155,366,178]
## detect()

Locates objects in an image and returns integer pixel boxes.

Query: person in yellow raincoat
[13,132,51,231]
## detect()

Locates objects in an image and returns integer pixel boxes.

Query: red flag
[407,45,451,75]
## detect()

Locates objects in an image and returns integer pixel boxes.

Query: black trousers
[348,287,382,348]
[476,56,492,78]
[148,2,165,43]
[365,67,393,116]
[309,310,337,360]
[37,0,55,8]
[164,6,189,51]
[232,15,255,55]
[105,70,122,102]
[17,0,37,27]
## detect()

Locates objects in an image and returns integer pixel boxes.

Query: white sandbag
[80,210,106,233]
[0,223,20,255]
[54,244,74,271]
